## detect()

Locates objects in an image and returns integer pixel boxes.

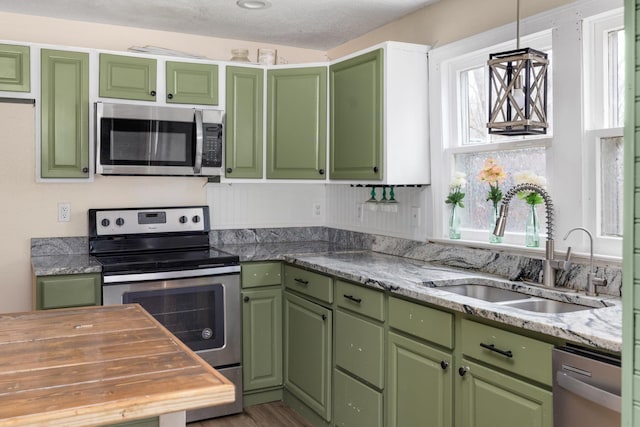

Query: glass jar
[230,49,250,62]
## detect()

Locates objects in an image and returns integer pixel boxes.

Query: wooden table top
[0,304,235,426]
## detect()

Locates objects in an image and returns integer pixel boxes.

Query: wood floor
[187,401,313,427]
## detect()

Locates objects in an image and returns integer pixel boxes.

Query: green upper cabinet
[165,61,218,105]
[226,66,264,178]
[41,49,90,178]
[266,66,327,179]
[0,43,30,92]
[330,49,383,181]
[99,53,157,101]
[329,42,430,184]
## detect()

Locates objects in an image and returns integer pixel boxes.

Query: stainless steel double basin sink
[437,284,604,314]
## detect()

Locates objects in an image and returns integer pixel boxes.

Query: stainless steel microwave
[95,102,224,177]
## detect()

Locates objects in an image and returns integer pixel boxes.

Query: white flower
[514,171,546,188]
[450,171,467,189]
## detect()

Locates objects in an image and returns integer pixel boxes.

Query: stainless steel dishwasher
[553,346,621,427]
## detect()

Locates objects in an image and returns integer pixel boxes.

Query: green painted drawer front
[459,359,552,427]
[266,67,327,179]
[36,273,101,310]
[335,280,384,321]
[107,417,159,427]
[284,292,332,421]
[334,369,382,427]
[99,53,157,101]
[225,66,264,178]
[242,262,282,288]
[283,265,333,303]
[387,332,453,427]
[329,49,383,180]
[242,288,282,391]
[335,310,384,389]
[0,43,29,92]
[461,319,553,386]
[388,297,453,349]
[41,49,90,178]
[166,61,218,105]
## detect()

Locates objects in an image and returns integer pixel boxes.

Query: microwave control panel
[202,123,223,168]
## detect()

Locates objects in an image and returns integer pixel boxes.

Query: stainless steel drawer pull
[343,294,362,304]
[480,342,513,358]
[294,278,309,285]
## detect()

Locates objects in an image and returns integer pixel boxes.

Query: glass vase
[489,205,502,244]
[525,203,540,248]
[449,205,461,239]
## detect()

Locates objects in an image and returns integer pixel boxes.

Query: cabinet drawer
[334,369,382,427]
[461,319,553,386]
[284,265,333,303]
[36,273,101,310]
[335,310,384,388]
[242,262,282,288]
[388,297,453,349]
[336,280,384,321]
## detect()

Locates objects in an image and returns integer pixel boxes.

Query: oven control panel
[93,207,209,236]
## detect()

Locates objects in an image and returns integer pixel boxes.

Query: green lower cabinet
[242,288,282,391]
[40,49,90,178]
[458,359,552,427]
[333,369,382,427]
[284,291,332,421]
[0,43,30,92]
[387,331,453,427]
[35,273,101,310]
[106,417,158,427]
[166,61,218,105]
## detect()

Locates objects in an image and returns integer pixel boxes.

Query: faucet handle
[563,246,572,272]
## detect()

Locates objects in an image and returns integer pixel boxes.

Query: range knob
[192,215,201,223]
[115,218,125,226]
[101,218,110,227]
[179,215,188,224]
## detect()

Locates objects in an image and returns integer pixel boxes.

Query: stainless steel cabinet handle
[556,371,621,413]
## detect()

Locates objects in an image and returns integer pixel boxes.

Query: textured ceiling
[0,0,439,50]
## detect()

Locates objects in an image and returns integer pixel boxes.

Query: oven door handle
[103,265,240,284]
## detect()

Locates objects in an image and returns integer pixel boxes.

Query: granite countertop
[31,241,623,353]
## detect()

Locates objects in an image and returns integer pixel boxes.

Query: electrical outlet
[410,206,420,227]
[58,203,71,222]
[313,202,321,217]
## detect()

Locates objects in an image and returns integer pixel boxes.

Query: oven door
[103,272,240,367]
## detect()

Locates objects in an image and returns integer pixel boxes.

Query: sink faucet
[493,183,561,287]
[563,227,608,296]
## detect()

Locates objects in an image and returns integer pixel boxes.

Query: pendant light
[487,0,549,135]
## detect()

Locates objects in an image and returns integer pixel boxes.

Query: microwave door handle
[194,110,203,174]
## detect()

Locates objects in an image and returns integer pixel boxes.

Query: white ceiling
[0,0,440,51]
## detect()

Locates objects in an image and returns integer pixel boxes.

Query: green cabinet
[106,418,159,427]
[166,61,218,105]
[225,66,264,178]
[35,273,101,310]
[387,331,453,427]
[40,49,90,178]
[242,287,282,391]
[458,359,552,427]
[284,291,332,421]
[334,368,382,427]
[99,53,157,101]
[0,43,30,92]
[266,67,327,179]
[329,49,383,181]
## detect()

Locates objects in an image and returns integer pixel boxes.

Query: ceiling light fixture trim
[236,0,272,10]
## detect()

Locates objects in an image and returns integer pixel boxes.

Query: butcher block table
[0,304,235,426]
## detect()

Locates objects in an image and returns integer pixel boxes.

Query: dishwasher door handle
[556,371,621,413]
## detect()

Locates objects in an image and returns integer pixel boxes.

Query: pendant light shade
[487,0,549,136]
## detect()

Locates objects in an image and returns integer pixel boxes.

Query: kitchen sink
[439,285,531,303]
[503,299,592,314]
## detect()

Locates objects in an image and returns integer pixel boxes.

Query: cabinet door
[99,53,157,101]
[387,332,453,427]
[266,67,327,179]
[459,359,552,427]
[41,49,89,178]
[242,288,282,391]
[225,66,264,178]
[0,43,29,92]
[166,61,218,105]
[36,273,101,310]
[284,292,332,421]
[329,49,383,180]
[334,369,382,427]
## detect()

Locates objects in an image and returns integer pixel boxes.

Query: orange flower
[478,158,507,186]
